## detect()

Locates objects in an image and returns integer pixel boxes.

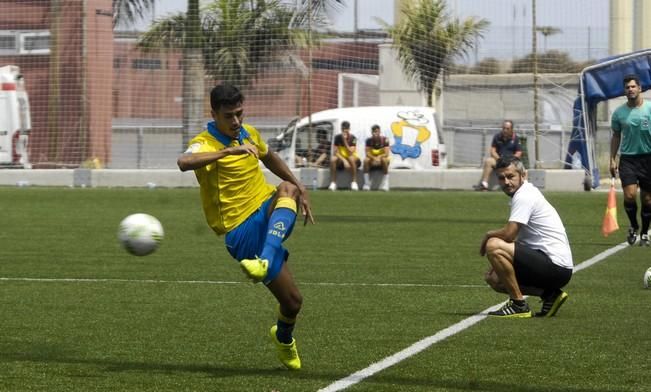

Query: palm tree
[383,0,489,106]
[115,0,342,147]
[112,0,155,27]
[138,0,341,86]
[113,0,202,148]
[535,26,562,52]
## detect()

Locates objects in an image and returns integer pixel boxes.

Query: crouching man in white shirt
[480,156,573,318]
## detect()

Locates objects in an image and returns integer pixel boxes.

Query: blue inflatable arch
[567,49,651,189]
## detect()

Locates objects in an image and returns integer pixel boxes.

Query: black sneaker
[488,299,532,318]
[536,290,569,317]
[627,227,638,246]
[640,233,650,247]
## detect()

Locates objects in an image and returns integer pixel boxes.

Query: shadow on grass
[361,375,633,392]
[0,345,634,392]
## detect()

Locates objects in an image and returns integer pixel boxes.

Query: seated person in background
[362,124,391,191]
[475,119,522,191]
[308,128,331,168]
[294,129,330,167]
[328,121,361,191]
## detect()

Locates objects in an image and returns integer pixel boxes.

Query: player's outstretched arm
[177,145,259,172]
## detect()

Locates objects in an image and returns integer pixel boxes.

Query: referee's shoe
[627,227,638,245]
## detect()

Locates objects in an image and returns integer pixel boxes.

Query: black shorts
[619,154,651,191]
[513,243,572,290]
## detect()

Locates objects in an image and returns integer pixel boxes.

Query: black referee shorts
[619,154,651,191]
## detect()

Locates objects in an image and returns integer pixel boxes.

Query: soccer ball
[644,267,651,289]
[118,213,164,256]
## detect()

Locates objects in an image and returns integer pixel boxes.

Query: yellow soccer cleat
[269,325,301,370]
[239,257,268,283]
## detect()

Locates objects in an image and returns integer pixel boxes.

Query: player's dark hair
[495,156,526,174]
[623,74,641,87]
[503,119,514,128]
[371,124,380,131]
[341,121,350,129]
[210,82,244,111]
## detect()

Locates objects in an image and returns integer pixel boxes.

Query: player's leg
[266,263,303,370]
[477,157,496,190]
[259,182,299,269]
[263,186,303,370]
[484,237,532,317]
[484,268,508,293]
[362,157,372,190]
[346,155,359,190]
[381,156,389,175]
[637,155,651,246]
[329,156,340,191]
[380,157,390,191]
[484,238,521,298]
[619,156,640,244]
[239,182,299,282]
[639,189,651,246]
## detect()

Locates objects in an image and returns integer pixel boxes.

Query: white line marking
[0,277,485,289]
[318,242,629,392]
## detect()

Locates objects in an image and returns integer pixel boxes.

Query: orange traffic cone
[602,177,619,237]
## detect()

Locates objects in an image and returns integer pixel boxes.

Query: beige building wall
[610,0,634,55]
[634,0,651,50]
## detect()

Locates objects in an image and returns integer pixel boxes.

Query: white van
[270,106,447,170]
[0,65,31,168]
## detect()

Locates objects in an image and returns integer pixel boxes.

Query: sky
[121,0,611,62]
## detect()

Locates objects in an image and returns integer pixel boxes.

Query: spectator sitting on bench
[295,128,330,168]
[328,121,361,191]
[362,124,391,191]
[475,119,522,191]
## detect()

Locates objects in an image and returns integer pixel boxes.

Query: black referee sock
[624,200,639,230]
[641,204,651,234]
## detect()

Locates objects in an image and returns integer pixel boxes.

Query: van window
[296,122,333,165]
[296,122,332,152]
[267,118,298,153]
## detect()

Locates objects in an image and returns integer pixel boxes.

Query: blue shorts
[224,196,288,284]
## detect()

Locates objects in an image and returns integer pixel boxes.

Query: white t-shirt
[509,181,573,270]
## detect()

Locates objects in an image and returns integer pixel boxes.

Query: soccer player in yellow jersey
[177,83,314,370]
[362,124,391,191]
[328,121,361,191]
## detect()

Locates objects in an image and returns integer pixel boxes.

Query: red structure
[1,0,113,167]
[2,1,381,167]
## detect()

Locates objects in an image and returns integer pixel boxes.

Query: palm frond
[112,0,155,27]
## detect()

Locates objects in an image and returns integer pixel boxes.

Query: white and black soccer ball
[644,267,651,289]
[118,213,164,256]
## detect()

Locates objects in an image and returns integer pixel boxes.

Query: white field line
[0,242,630,392]
[0,277,485,289]
[318,242,629,392]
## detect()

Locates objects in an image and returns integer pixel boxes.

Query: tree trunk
[181,0,204,150]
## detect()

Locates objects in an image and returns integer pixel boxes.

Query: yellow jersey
[186,122,275,235]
